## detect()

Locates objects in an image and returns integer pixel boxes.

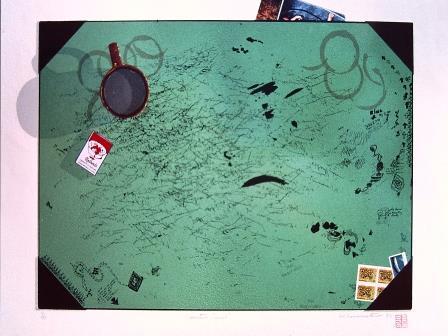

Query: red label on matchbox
[76,132,113,175]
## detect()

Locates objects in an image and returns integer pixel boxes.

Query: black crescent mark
[284,87,303,99]
[242,175,288,188]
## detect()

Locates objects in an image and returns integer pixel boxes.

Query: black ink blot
[377,162,384,171]
[247,37,263,44]
[249,82,278,96]
[311,223,320,233]
[263,110,274,119]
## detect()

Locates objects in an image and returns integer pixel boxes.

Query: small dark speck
[46,201,53,209]
[328,291,336,294]
[262,103,269,109]
[151,266,161,276]
[142,151,149,155]
[291,120,298,128]
[272,138,277,141]
[352,252,359,258]
[369,230,373,235]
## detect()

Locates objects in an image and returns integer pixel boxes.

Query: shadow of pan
[44,46,114,137]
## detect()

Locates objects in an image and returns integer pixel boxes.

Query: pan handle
[108,42,123,67]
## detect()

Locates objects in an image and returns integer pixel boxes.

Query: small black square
[128,271,143,292]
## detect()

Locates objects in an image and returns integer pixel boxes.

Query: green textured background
[39,21,412,309]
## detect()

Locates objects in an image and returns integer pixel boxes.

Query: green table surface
[39,21,412,309]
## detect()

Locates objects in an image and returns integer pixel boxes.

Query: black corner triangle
[367,22,413,72]
[38,258,84,309]
[367,259,412,310]
[39,21,85,72]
